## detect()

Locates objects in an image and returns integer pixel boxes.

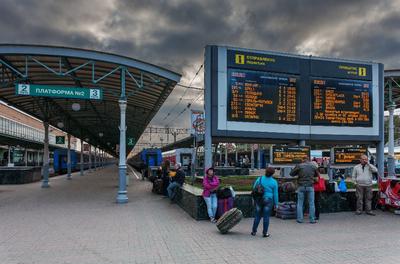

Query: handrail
[0,115,63,146]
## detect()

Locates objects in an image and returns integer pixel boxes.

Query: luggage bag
[216,197,234,219]
[216,208,243,234]
[152,179,163,194]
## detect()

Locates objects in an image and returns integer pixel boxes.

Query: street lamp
[57,121,64,129]
[71,103,81,112]
[99,132,104,138]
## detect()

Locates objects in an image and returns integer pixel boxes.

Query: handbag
[313,176,326,192]
[251,177,265,204]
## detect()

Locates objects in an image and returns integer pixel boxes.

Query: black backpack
[217,187,233,199]
[251,177,265,204]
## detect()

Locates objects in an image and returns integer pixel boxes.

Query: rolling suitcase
[216,208,243,234]
[216,197,234,219]
[152,179,163,194]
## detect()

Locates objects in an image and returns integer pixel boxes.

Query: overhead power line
[162,64,203,124]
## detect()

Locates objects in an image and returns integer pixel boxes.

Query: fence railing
[0,115,58,145]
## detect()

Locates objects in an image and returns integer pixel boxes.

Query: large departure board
[272,146,310,164]
[227,69,297,123]
[333,147,367,164]
[312,78,372,126]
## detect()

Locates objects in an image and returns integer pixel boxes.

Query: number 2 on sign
[18,84,30,95]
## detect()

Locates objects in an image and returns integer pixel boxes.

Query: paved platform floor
[1,165,399,264]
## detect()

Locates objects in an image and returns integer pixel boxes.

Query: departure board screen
[333,147,367,164]
[227,69,298,124]
[272,146,310,164]
[312,78,372,126]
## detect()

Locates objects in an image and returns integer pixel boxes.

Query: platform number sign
[56,136,65,144]
[89,89,101,99]
[127,137,135,146]
[18,84,31,95]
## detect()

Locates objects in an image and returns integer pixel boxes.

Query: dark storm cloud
[0,0,399,130]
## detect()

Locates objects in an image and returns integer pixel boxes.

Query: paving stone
[0,165,399,264]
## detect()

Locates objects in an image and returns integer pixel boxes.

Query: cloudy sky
[1,0,399,147]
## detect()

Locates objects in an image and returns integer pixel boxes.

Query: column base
[116,192,128,204]
[41,180,50,188]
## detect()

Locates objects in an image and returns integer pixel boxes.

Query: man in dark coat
[167,162,185,202]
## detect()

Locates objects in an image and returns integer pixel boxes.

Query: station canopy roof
[384,69,400,109]
[0,44,181,156]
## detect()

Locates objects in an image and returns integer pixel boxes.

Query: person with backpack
[202,167,220,223]
[251,167,279,237]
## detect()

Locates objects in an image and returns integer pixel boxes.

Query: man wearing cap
[352,154,378,215]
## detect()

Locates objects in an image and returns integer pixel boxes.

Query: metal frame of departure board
[205,45,384,143]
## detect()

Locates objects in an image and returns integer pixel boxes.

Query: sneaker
[251,232,256,236]
[263,233,270,238]
[355,211,362,215]
[366,211,375,216]
[296,220,303,224]
[310,221,317,224]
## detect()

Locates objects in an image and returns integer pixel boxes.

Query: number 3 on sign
[90,89,100,99]
[18,84,30,95]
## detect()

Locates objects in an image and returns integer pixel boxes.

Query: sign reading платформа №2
[15,84,102,100]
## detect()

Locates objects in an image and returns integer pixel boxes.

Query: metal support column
[388,103,396,177]
[88,145,92,173]
[117,67,128,204]
[99,149,103,168]
[204,47,212,172]
[36,150,40,166]
[251,144,255,170]
[67,133,72,180]
[235,146,238,164]
[42,121,50,188]
[257,147,261,169]
[224,144,228,167]
[387,80,396,177]
[80,139,84,176]
[7,146,11,166]
[24,148,28,167]
[93,147,97,171]
[192,133,197,183]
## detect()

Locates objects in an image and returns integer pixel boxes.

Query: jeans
[297,186,315,222]
[252,198,273,234]
[203,193,218,219]
[167,182,181,201]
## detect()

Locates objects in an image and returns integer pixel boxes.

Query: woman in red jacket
[203,167,220,223]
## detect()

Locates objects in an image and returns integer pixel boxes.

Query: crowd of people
[150,154,378,238]
[199,154,378,238]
